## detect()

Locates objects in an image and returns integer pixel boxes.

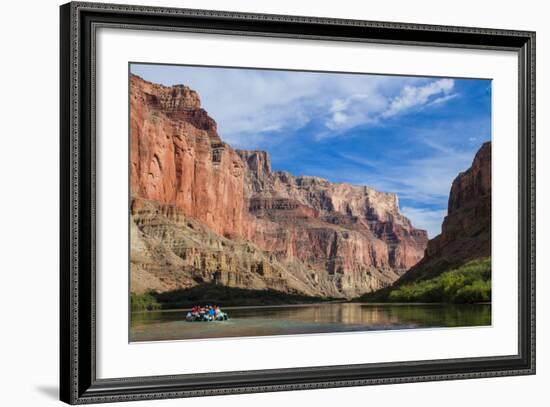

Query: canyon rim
[129,64,492,340]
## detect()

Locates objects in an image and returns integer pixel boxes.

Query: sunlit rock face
[130,74,428,298]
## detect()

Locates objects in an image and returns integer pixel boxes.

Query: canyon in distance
[129,71,492,340]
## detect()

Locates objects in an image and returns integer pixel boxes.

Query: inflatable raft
[185,311,229,322]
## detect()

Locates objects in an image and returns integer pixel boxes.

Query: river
[130,302,490,342]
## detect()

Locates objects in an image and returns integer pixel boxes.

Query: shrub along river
[130,302,491,342]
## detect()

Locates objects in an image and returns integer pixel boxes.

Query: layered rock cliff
[236,149,428,296]
[129,74,428,298]
[130,198,317,295]
[130,76,247,238]
[397,142,491,285]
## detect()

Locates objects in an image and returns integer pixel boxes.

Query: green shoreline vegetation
[131,258,491,312]
[358,257,491,304]
[130,291,161,312]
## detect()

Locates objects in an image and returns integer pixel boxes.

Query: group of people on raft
[186,305,229,322]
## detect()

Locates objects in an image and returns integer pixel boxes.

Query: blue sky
[131,63,491,238]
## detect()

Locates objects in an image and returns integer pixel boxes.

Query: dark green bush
[131,291,161,311]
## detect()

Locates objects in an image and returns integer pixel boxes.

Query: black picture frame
[60,2,536,404]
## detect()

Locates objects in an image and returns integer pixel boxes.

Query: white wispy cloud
[132,65,459,145]
[324,93,377,131]
[381,78,456,118]
[426,93,459,107]
[323,79,458,134]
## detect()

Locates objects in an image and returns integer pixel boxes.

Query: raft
[185,311,229,322]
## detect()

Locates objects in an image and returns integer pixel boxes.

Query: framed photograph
[60,1,535,404]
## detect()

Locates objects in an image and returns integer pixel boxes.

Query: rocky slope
[130,74,428,298]
[130,198,317,295]
[397,141,491,285]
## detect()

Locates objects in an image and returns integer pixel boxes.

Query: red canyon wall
[130,74,428,297]
[130,76,247,238]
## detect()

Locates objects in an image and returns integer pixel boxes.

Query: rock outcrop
[397,142,491,285]
[130,74,428,298]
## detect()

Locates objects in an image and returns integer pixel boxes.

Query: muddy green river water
[130,302,491,342]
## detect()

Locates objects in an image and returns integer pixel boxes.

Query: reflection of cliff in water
[130,303,491,341]
[242,303,404,326]
[236,303,491,327]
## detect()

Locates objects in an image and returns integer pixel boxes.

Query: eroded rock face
[130,74,428,298]
[398,142,491,284]
[130,75,247,238]
[130,198,317,295]
[236,149,428,292]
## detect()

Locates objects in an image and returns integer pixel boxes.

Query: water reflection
[130,303,491,342]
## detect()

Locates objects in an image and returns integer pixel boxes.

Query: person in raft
[186,305,228,321]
